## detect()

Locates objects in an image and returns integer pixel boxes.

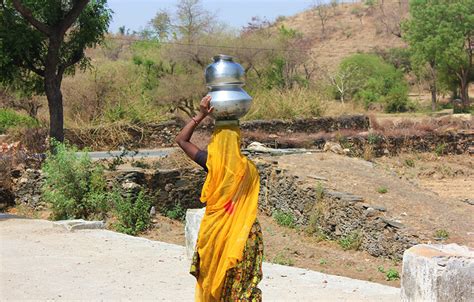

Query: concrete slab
[53,219,105,231]
[401,244,474,302]
[0,218,400,301]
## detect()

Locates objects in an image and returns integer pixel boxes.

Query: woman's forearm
[175,113,205,145]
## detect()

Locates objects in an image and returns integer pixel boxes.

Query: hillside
[278,1,407,69]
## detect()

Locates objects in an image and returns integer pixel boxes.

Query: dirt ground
[273,153,473,247]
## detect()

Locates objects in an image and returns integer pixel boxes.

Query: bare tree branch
[11,0,51,35]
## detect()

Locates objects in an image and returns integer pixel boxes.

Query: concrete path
[79,148,177,160]
[0,217,400,301]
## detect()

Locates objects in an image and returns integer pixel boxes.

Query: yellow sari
[195,125,260,301]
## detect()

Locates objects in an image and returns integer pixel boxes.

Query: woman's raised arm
[175,95,214,160]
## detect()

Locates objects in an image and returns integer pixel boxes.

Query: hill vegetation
[0,0,472,141]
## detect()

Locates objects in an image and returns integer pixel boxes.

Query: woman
[176,95,263,302]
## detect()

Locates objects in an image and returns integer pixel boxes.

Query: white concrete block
[184,208,205,259]
[53,219,105,231]
[401,244,474,302]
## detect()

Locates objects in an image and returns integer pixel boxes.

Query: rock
[401,244,474,302]
[326,190,363,202]
[461,198,474,206]
[364,207,376,217]
[121,181,140,190]
[372,205,387,212]
[382,218,404,229]
[307,175,328,181]
[323,142,344,155]
[149,206,156,216]
[185,208,205,259]
[53,219,105,231]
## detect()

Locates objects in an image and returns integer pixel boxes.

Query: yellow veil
[195,125,260,301]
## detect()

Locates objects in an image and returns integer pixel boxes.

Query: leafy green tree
[0,0,112,142]
[337,53,410,112]
[403,0,474,111]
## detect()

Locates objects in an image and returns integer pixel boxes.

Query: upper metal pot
[205,54,245,87]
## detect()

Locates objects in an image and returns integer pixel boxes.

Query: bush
[272,209,296,228]
[386,268,400,281]
[338,231,362,250]
[165,203,186,221]
[0,109,38,134]
[41,141,110,220]
[337,54,410,112]
[272,251,294,266]
[112,189,152,235]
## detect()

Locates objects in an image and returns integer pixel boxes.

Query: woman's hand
[196,95,214,121]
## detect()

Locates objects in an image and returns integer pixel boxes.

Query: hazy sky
[107,0,314,33]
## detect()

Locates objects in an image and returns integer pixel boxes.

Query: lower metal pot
[207,85,252,120]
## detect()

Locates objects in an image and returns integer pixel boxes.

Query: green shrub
[377,186,388,194]
[0,109,38,134]
[367,133,381,145]
[404,159,415,167]
[41,141,110,220]
[434,143,446,156]
[338,231,362,250]
[386,268,400,281]
[338,53,410,112]
[272,209,296,228]
[112,189,152,235]
[434,229,449,240]
[166,203,186,221]
[272,251,294,266]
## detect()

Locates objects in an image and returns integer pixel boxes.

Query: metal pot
[205,54,244,87]
[207,85,252,120]
[204,55,252,120]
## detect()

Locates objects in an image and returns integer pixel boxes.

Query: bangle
[191,117,200,125]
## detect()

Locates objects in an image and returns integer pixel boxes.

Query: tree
[149,10,171,40]
[403,0,474,111]
[0,0,112,142]
[338,53,410,112]
[175,0,214,44]
[328,63,361,103]
[0,85,43,119]
[375,0,409,38]
[313,0,330,37]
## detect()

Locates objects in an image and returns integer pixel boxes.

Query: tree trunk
[429,63,437,112]
[430,83,437,112]
[44,76,64,142]
[459,69,470,112]
[44,37,64,142]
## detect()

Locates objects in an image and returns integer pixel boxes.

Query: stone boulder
[185,208,205,259]
[401,244,474,302]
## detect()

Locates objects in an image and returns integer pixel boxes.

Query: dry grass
[369,115,472,137]
[66,122,145,150]
[244,88,327,120]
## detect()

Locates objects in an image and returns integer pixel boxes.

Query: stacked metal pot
[204,55,252,121]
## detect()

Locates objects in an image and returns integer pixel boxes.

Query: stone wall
[346,131,473,156]
[11,115,472,157]
[243,130,473,156]
[234,115,369,133]
[256,160,418,259]
[109,167,206,213]
[10,161,420,259]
